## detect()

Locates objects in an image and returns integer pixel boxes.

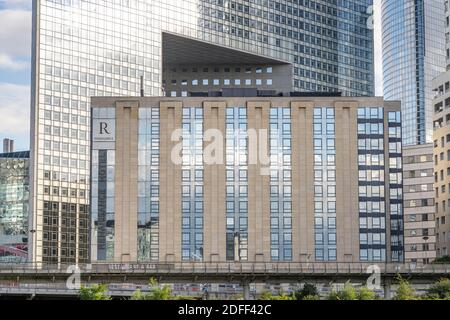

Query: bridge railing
[0,262,449,275]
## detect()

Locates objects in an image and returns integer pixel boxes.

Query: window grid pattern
[313,107,337,261]
[357,107,386,262]
[269,107,292,261]
[225,107,248,261]
[33,0,375,262]
[137,107,160,261]
[0,153,29,263]
[181,107,204,261]
[91,111,115,261]
[388,111,404,262]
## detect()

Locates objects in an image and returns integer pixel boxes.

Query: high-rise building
[431,0,450,259]
[432,77,450,257]
[90,95,404,263]
[381,0,446,146]
[3,139,14,154]
[0,151,30,263]
[402,144,436,264]
[30,1,375,264]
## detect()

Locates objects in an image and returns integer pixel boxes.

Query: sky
[0,0,384,152]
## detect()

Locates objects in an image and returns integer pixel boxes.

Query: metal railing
[0,262,449,275]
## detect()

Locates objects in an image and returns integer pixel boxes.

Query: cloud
[0,53,27,70]
[0,83,30,143]
[0,0,32,10]
[0,9,31,57]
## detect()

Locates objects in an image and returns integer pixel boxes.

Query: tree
[426,278,450,300]
[338,282,358,300]
[358,286,377,300]
[79,284,111,300]
[131,278,173,300]
[259,291,273,300]
[295,283,319,300]
[393,275,416,300]
[326,282,358,300]
[433,256,450,264]
[258,290,294,300]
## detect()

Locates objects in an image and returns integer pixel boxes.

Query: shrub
[295,283,319,300]
[426,278,450,300]
[432,256,450,264]
[358,287,377,300]
[131,278,172,300]
[393,275,417,300]
[79,284,111,300]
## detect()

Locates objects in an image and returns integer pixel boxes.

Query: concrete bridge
[0,262,449,299]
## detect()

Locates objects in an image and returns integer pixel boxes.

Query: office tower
[30,1,375,264]
[0,151,30,263]
[90,95,404,263]
[433,81,450,257]
[432,0,450,259]
[402,144,436,264]
[3,139,14,154]
[381,0,446,146]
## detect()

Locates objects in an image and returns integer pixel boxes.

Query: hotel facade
[30,0,375,264]
[90,96,404,263]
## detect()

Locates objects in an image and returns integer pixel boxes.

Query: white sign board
[92,119,115,150]
[93,119,115,142]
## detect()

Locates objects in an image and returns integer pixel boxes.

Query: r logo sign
[93,119,115,142]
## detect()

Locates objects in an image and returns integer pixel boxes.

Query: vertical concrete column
[159,101,183,262]
[291,101,315,262]
[247,101,270,262]
[242,281,251,300]
[114,101,139,262]
[203,101,227,262]
[335,102,359,262]
[383,279,392,300]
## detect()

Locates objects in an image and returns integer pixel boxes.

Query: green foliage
[432,256,450,264]
[426,278,450,300]
[258,290,294,300]
[393,275,417,300]
[259,291,273,300]
[358,286,377,300]
[79,284,111,300]
[302,295,321,300]
[295,283,319,300]
[338,282,358,300]
[131,278,173,300]
[327,283,377,300]
[326,290,340,300]
[171,295,200,300]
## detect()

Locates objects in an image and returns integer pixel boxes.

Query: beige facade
[433,72,450,258]
[91,96,403,263]
[403,144,436,263]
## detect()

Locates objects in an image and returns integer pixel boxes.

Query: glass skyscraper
[0,151,30,263]
[31,0,375,263]
[381,0,446,146]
